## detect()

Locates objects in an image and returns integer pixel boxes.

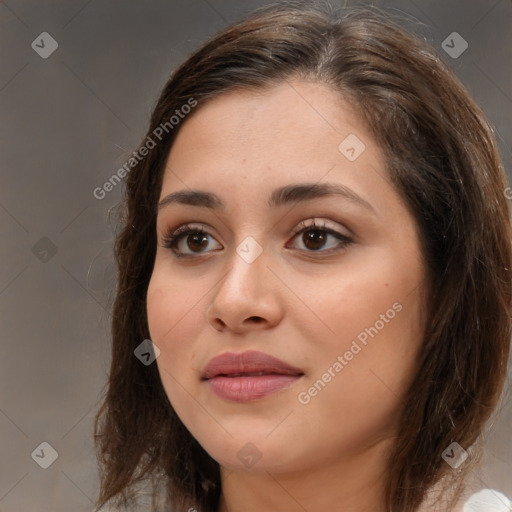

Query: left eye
[161,221,353,257]
[289,223,353,253]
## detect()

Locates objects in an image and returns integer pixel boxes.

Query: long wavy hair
[93,2,512,511]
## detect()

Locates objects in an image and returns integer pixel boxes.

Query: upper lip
[201,350,304,380]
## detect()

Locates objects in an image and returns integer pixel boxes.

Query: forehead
[161,80,384,189]
[169,80,361,159]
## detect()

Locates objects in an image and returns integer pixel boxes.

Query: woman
[93,2,512,511]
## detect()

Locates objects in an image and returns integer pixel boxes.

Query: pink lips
[202,350,304,402]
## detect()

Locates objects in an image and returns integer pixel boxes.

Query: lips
[201,350,304,380]
[201,351,304,402]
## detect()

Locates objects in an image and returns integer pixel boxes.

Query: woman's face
[147,80,428,475]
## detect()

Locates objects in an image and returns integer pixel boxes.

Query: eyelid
[291,218,350,238]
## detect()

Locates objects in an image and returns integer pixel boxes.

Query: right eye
[161,223,222,258]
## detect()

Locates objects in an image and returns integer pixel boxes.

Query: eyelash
[161,220,353,259]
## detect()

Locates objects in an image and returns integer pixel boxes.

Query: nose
[206,244,285,334]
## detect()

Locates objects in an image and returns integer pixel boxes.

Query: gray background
[0,1,511,511]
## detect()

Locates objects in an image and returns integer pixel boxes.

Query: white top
[463,489,512,511]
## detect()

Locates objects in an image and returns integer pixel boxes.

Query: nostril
[208,318,226,332]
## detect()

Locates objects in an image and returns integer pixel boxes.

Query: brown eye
[289,221,353,254]
[301,229,328,251]
[185,232,210,252]
[162,225,222,257]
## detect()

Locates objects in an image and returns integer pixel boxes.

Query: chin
[196,431,312,475]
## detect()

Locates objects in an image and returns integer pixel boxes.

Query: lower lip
[205,374,302,402]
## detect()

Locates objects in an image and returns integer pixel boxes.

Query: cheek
[290,294,423,462]
[146,272,209,427]
[296,254,425,416]
[297,254,421,361]
[146,269,205,379]
[147,263,201,337]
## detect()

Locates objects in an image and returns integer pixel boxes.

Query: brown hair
[93,2,512,511]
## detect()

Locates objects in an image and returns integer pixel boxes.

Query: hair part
[93,2,512,511]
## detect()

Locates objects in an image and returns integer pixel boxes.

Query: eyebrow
[158,182,376,215]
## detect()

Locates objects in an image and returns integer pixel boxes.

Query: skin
[146,80,431,512]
